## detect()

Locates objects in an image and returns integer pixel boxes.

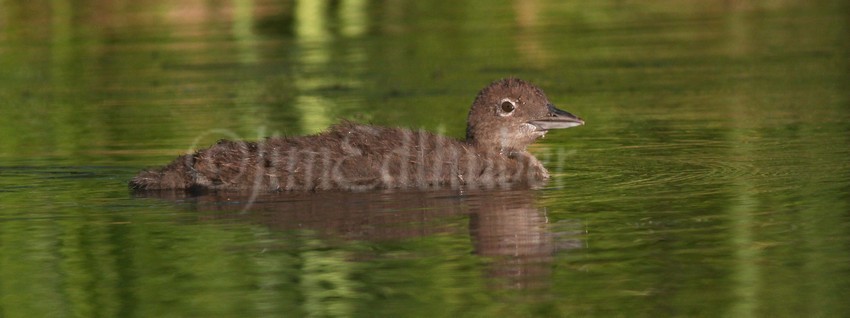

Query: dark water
[2,0,849,316]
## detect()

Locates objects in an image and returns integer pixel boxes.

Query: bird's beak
[528,103,585,130]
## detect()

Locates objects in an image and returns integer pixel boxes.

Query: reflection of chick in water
[471,204,553,289]
[469,192,583,290]
[151,188,583,289]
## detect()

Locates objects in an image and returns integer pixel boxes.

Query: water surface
[1,0,849,317]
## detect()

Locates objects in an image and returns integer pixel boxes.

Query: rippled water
[2,0,849,317]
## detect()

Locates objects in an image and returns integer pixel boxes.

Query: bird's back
[130,122,548,192]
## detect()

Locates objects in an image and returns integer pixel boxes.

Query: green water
[1,0,849,316]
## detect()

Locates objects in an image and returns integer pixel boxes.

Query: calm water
[2,0,849,317]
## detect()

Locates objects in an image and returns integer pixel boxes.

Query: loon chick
[129,78,584,192]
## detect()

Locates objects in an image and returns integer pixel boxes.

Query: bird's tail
[129,155,193,190]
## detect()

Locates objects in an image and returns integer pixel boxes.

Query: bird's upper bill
[527,103,585,131]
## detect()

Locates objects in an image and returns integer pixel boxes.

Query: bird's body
[130,78,584,192]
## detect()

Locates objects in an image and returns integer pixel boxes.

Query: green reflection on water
[1,0,850,317]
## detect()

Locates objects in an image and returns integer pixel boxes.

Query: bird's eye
[499,99,516,115]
